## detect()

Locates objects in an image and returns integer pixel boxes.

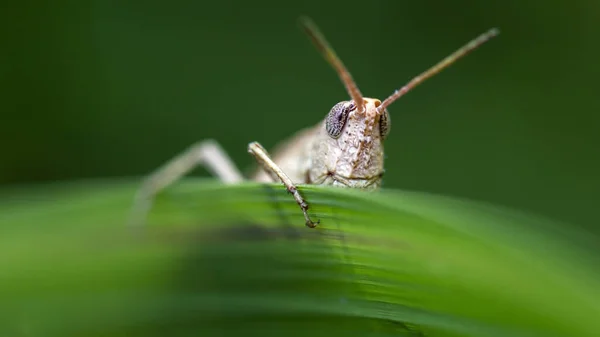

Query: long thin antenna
[378,28,500,114]
[300,17,365,111]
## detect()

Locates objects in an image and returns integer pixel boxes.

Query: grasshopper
[130,17,499,228]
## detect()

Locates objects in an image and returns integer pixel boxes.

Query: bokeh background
[2,0,599,233]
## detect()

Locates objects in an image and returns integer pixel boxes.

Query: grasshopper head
[306,97,388,189]
[300,17,498,188]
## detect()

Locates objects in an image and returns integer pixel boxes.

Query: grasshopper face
[307,98,389,188]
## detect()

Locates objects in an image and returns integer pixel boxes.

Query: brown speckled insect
[131,17,499,228]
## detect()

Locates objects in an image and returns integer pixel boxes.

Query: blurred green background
[2,0,599,232]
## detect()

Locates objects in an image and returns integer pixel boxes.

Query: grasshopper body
[131,18,499,228]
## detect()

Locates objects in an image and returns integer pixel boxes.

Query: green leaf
[0,179,598,337]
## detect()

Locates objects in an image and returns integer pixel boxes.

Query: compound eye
[325,101,356,138]
[379,108,390,140]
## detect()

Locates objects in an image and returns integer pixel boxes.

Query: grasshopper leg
[247,141,319,228]
[129,139,244,228]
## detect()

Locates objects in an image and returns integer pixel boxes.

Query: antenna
[300,17,365,111]
[378,28,500,114]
